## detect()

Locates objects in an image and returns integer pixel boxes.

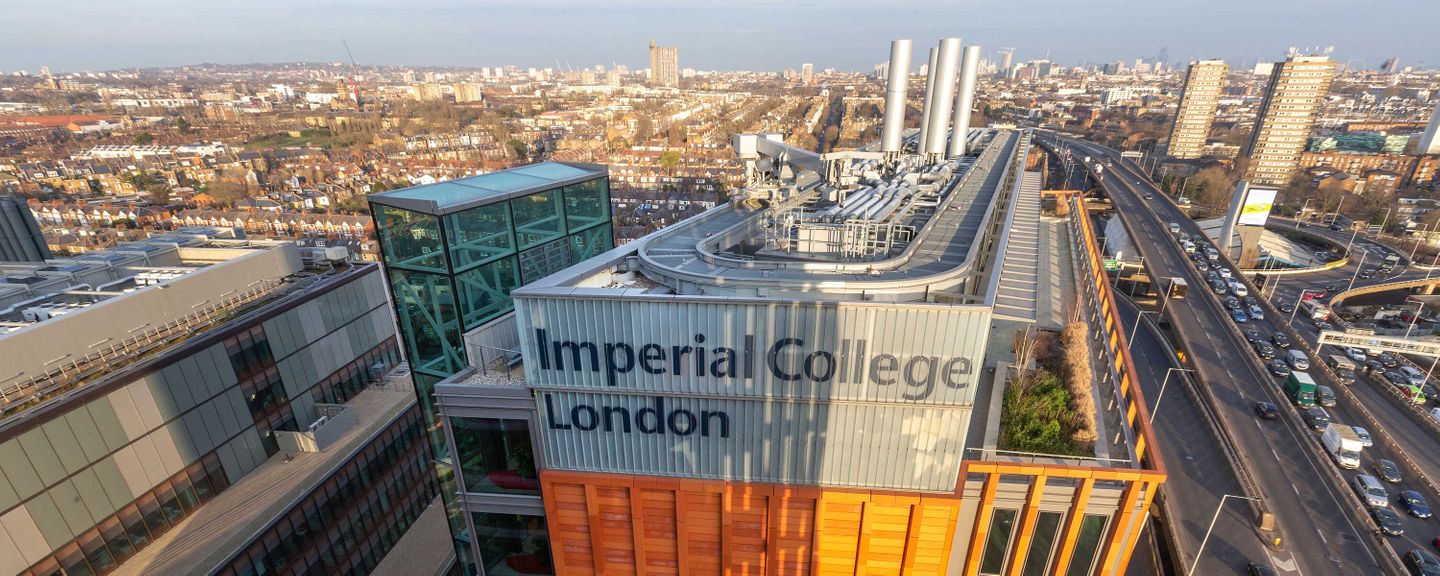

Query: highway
[1040,132,1414,575]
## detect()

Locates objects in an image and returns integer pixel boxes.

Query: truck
[1166,277,1188,299]
[1322,424,1365,469]
[1285,371,1319,407]
[1327,354,1358,384]
[1381,254,1400,272]
[1300,299,1331,322]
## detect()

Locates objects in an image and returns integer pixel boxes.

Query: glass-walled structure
[369,162,611,575]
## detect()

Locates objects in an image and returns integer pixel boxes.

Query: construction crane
[342,40,363,111]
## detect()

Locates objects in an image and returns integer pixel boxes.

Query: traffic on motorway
[1043,131,1440,575]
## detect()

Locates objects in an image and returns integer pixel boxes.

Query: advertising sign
[1238,187,1278,226]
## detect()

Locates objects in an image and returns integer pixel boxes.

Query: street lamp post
[1150,367,1195,423]
[1189,494,1261,576]
[1406,300,1425,339]
[1128,310,1156,350]
[1347,226,1361,253]
[1296,199,1312,229]
[1332,196,1346,224]
[1412,224,1430,261]
[1290,288,1318,325]
[1380,207,1393,234]
[1347,251,1369,293]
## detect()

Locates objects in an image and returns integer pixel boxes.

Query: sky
[4,0,1435,73]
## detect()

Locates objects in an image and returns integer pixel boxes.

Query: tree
[507,139,529,160]
[205,180,249,207]
[176,117,193,134]
[658,150,681,170]
[132,132,154,145]
[634,117,655,142]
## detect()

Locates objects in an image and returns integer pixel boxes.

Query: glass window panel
[56,543,93,576]
[451,418,538,495]
[455,256,520,330]
[446,202,514,271]
[562,178,609,230]
[568,222,613,264]
[77,528,117,574]
[138,493,170,535]
[1021,511,1065,576]
[118,504,151,550]
[99,516,136,563]
[471,512,552,576]
[1065,514,1111,576]
[374,204,447,273]
[510,189,565,249]
[387,269,466,377]
[979,508,1019,575]
[519,238,574,285]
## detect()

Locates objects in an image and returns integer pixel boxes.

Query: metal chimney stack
[923,38,962,158]
[947,45,982,159]
[917,47,938,154]
[880,39,912,155]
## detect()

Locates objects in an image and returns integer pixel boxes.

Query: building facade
[648,41,679,88]
[369,162,614,575]
[0,196,51,262]
[1243,55,1337,187]
[0,240,424,576]
[1419,101,1440,156]
[1164,60,1228,159]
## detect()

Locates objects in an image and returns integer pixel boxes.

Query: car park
[1254,401,1280,420]
[1268,359,1291,377]
[1353,426,1373,447]
[1399,490,1433,518]
[1374,459,1403,483]
[1353,474,1389,507]
[1372,506,1406,536]
[1304,407,1331,431]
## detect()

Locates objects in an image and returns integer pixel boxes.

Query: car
[1268,358,1292,377]
[1403,549,1440,576]
[1243,328,1264,343]
[1231,308,1249,323]
[1272,332,1291,348]
[1278,302,1295,314]
[1253,340,1276,359]
[1360,268,1377,280]
[1225,296,1242,310]
[1254,401,1280,420]
[1229,281,1249,297]
[1304,407,1331,431]
[1378,353,1400,368]
[1207,251,1220,262]
[1287,349,1310,370]
[1169,222,1180,234]
[1346,347,1369,362]
[1400,366,1427,386]
[1194,260,1209,272]
[1211,280,1229,294]
[1246,562,1279,576]
[1384,371,1412,388]
[1354,426,1374,447]
[1249,305,1266,320]
[1373,506,1407,536]
[1366,360,1389,374]
[1399,490,1433,518]
[1374,459,1404,484]
[1317,385,1337,407]
[1218,267,1233,279]
[1244,296,1260,308]
[1144,193,1154,200]
[1316,321,1335,331]
[1327,283,1342,294]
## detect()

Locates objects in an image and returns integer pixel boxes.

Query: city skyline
[5,0,1436,73]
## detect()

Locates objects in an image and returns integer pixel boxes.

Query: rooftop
[368,161,606,215]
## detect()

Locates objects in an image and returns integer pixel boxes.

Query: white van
[1287,349,1311,370]
[1169,222,1181,234]
[1399,366,1426,386]
[1228,281,1249,297]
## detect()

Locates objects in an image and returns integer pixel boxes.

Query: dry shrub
[1060,321,1099,446]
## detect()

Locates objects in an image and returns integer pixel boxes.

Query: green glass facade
[370,163,611,576]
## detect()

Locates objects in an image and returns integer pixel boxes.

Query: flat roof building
[0,238,430,576]
[1244,55,1337,187]
[1165,60,1228,160]
[374,40,1164,576]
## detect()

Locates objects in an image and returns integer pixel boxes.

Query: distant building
[412,83,444,101]
[0,195,51,261]
[1381,56,1401,74]
[1243,55,1337,187]
[452,82,483,103]
[647,40,679,88]
[1418,101,1440,155]
[801,62,814,85]
[1165,60,1229,159]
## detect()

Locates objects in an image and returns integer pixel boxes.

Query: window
[446,202,514,271]
[510,189,565,249]
[979,508,1019,575]
[455,256,520,330]
[1021,511,1065,576]
[568,222,613,264]
[451,417,538,495]
[563,178,609,230]
[387,268,465,377]
[1065,514,1111,576]
[471,512,553,576]
[519,238,574,285]
[375,204,448,273]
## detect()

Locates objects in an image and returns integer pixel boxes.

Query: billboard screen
[1238,187,1278,226]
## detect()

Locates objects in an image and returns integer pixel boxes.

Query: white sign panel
[1238,187,1277,226]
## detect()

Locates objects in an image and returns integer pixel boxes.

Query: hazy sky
[5,0,1435,73]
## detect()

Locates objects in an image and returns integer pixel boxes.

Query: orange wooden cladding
[541,471,961,576]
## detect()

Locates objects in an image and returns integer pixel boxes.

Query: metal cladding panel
[537,391,971,491]
[518,298,991,406]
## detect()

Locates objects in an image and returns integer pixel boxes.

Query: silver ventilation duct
[880,39,913,154]
[916,47,938,154]
[923,38,962,156]
[947,45,982,159]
